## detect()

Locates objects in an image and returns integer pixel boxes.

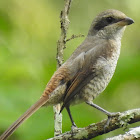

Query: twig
[54,0,72,136]
[66,34,85,43]
[47,108,140,140]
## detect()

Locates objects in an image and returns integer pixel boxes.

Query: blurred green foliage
[0,0,140,140]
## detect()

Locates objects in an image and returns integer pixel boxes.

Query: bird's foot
[104,112,120,132]
[71,123,78,134]
[71,123,77,130]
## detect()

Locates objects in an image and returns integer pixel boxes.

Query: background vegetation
[0,0,140,139]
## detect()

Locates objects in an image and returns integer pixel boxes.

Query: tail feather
[0,97,48,140]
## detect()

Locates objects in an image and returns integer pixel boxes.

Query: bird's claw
[108,112,120,117]
[104,112,120,132]
[71,123,77,129]
[71,123,78,134]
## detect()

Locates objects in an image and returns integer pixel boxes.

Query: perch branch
[47,108,140,140]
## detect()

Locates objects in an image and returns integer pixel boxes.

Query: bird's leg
[86,101,120,129]
[86,101,118,116]
[66,106,77,129]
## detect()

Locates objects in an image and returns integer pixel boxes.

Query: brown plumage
[0,9,134,140]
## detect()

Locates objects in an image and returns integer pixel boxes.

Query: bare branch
[56,0,72,67]
[47,108,140,140]
[54,0,72,136]
[106,126,140,140]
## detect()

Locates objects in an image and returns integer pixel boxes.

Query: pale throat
[97,26,126,42]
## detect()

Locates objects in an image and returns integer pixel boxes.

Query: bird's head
[88,9,134,39]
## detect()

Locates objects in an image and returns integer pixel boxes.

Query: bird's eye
[106,17,115,23]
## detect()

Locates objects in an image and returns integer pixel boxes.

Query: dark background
[0,0,140,139]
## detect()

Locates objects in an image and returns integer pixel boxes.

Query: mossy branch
[48,108,140,140]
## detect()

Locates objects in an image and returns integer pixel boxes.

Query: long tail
[0,97,48,140]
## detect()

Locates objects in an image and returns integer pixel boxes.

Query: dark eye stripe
[94,19,109,30]
[94,17,119,31]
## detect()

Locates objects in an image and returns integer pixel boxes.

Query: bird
[0,9,134,140]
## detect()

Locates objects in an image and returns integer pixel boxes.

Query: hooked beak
[118,17,134,26]
[124,17,134,25]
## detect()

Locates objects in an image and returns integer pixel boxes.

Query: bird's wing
[60,68,96,112]
[60,40,110,112]
[60,48,99,112]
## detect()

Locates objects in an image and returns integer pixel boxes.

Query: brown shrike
[0,9,134,140]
